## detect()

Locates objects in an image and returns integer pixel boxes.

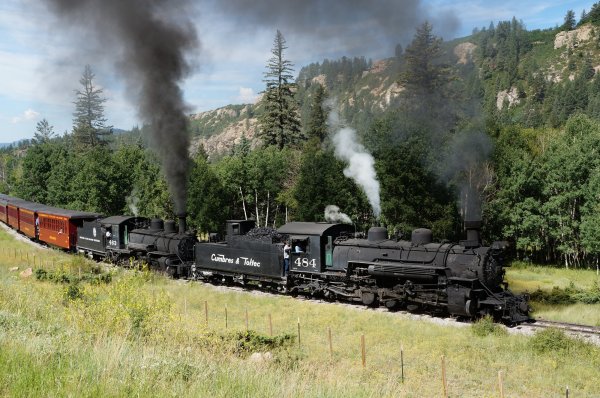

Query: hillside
[189,22,600,160]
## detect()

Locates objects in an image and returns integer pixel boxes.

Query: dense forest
[4,6,600,269]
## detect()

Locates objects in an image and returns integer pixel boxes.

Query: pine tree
[72,65,112,148]
[306,84,329,145]
[33,119,55,144]
[400,21,448,94]
[258,30,302,149]
[563,10,576,31]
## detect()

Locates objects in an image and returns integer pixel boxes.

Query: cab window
[292,238,310,254]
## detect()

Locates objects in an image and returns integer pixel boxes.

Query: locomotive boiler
[322,221,529,323]
[127,215,196,276]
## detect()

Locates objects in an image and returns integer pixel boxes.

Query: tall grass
[507,263,600,325]
[1,228,600,397]
[506,263,600,293]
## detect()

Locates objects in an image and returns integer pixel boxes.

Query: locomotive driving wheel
[360,290,378,306]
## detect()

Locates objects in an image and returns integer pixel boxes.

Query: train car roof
[37,206,101,220]
[0,194,100,219]
[16,201,49,212]
[0,195,44,210]
[0,193,24,205]
[100,215,145,225]
[278,222,354,236]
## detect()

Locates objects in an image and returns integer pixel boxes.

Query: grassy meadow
[1,228,600,397]
[506,262,600,326]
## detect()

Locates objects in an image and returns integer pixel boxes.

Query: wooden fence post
[204,300,208,326]
[361,334,366,368]
[297,318,301,348]
[328,327,333,360]
[225,306,228,330]
[441,355,448,398]
[268,313,273,336]
[245,308,249,332]
[400,344,405,383]
[498,371,504,398]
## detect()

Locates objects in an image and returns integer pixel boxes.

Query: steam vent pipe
[464,219,482,245]
[178,213,187,234]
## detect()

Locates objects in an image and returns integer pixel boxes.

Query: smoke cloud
[211,0,459,57]
[42,0,198,215]
[440,130,493,221]
[329,108,381,218]
[324,205,352,224]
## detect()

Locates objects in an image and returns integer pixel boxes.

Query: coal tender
[127,214,196,277]
[193,220,287,288]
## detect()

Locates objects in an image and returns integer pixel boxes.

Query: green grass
[507,263,600,326]
[506,263,600,292]
[1,228,600,397]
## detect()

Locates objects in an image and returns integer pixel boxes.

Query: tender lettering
[239,257,260,267]
[210,253,260,267]
[80,236,101,243]
[211,253,233,263]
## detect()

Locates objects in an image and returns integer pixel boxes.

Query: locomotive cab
[277,222,354,274]
[77,216,149,259]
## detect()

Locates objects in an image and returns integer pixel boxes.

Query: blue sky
[0,0,595,142]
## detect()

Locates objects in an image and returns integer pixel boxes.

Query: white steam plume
[126,189,140,216]
[329,108,381,218]
[324,205,352,224]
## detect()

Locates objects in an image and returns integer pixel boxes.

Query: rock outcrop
[554,25,595,49]
[454,42,477,65]
[496,87,520,110]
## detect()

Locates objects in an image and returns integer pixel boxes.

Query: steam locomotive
[76,214,196,277]
[194,219,530,324]
[0,193,530,324]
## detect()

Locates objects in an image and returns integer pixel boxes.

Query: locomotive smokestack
[462,219,482,248]
[178,213,187,234]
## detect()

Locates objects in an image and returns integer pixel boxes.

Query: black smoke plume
[211,0,459,56]
[43,0,198,215]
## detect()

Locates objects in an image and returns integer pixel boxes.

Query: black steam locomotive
[194,219,530,324]
[77,214,196,277]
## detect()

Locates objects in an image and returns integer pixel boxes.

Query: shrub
[471,315,507,337]
[530,286,576,304]
[529,282,600,305]
[530,328,572,353]
[227,330,295,356]
[34,268,48,280]
[572,282,600,304]
[64,283,84,301]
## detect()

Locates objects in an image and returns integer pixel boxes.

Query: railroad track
[529,319,600,337]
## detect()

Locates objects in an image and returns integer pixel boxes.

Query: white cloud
[11,108,39,124]
[234,87,258,104]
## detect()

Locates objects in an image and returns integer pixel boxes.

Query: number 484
[294,258,316,268]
